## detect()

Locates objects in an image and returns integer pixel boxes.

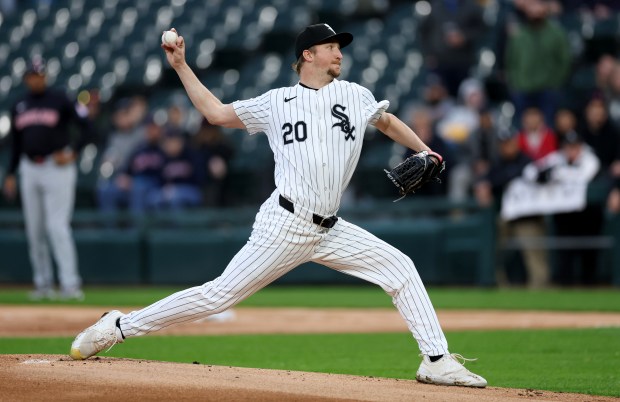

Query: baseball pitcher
[70,24,486,387]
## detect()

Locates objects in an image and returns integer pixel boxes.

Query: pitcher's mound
[0,354,614,402]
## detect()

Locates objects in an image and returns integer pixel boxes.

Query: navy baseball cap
[25,56,46,76]
[295,23,353,59]
[560,130,583,145]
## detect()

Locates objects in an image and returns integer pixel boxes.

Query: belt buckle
[317,215,337,229]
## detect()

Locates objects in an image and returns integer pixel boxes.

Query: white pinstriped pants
[120,191,449,356]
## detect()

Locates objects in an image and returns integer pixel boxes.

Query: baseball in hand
[161,30,178,45]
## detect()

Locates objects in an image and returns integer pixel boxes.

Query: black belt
[279,195,338,229]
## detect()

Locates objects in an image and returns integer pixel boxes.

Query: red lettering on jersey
[132,153,164,171]
[14,109,60,130]
[163,161,192,179]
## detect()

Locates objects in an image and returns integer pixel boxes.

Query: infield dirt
[1,306,619,401]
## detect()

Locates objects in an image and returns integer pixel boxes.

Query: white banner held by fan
[500,178,588,221]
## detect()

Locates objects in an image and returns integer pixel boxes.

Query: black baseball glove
[384,150,445,199]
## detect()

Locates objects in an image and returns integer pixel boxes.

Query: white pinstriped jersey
[233,79,389,216]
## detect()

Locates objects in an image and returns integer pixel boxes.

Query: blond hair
[291,55,304,75]
[291,47,316,75]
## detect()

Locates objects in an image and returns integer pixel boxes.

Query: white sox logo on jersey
[331,104,355,141]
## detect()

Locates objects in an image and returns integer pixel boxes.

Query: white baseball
[161,30,178,45]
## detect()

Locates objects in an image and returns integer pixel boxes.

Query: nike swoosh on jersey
[284,96,297,102]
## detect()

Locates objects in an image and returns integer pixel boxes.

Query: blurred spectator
[609,153,620,213]
[116,116,167,216]
[96,97,147,214]
[403,104,454,197]
[517,107,558,161]
[129,96,148,123]
[436,78,486,200]
[578,93,620,215]
[524,131,601,285]
[553,108,578,139]
[579,93,620,172]
[475,130,531,206]
[595,54,617,93]
[166,103,192,138]
[471,106,499,180]
[505,0,571,127]
[191,118,235,207]
[474,130,549,288]
[604,62,620,127]
[421,73,455,122]
[148,129,204,211]
[608,186,620,213]
[418,0,486,97]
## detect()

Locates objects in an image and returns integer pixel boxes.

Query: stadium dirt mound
[1,354,617,402]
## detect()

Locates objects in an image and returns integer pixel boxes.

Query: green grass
[1,285,620,311]
[2,328,619,396]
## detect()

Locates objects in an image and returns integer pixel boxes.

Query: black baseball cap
[24,56,46,76]
[295,23,353,59]
[561,130,583,146]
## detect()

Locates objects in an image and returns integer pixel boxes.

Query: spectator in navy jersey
[191,118,235,207]
[118,116,167,216]
[148,129,204,211]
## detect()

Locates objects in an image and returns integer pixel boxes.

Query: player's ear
[302,49,313,62]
